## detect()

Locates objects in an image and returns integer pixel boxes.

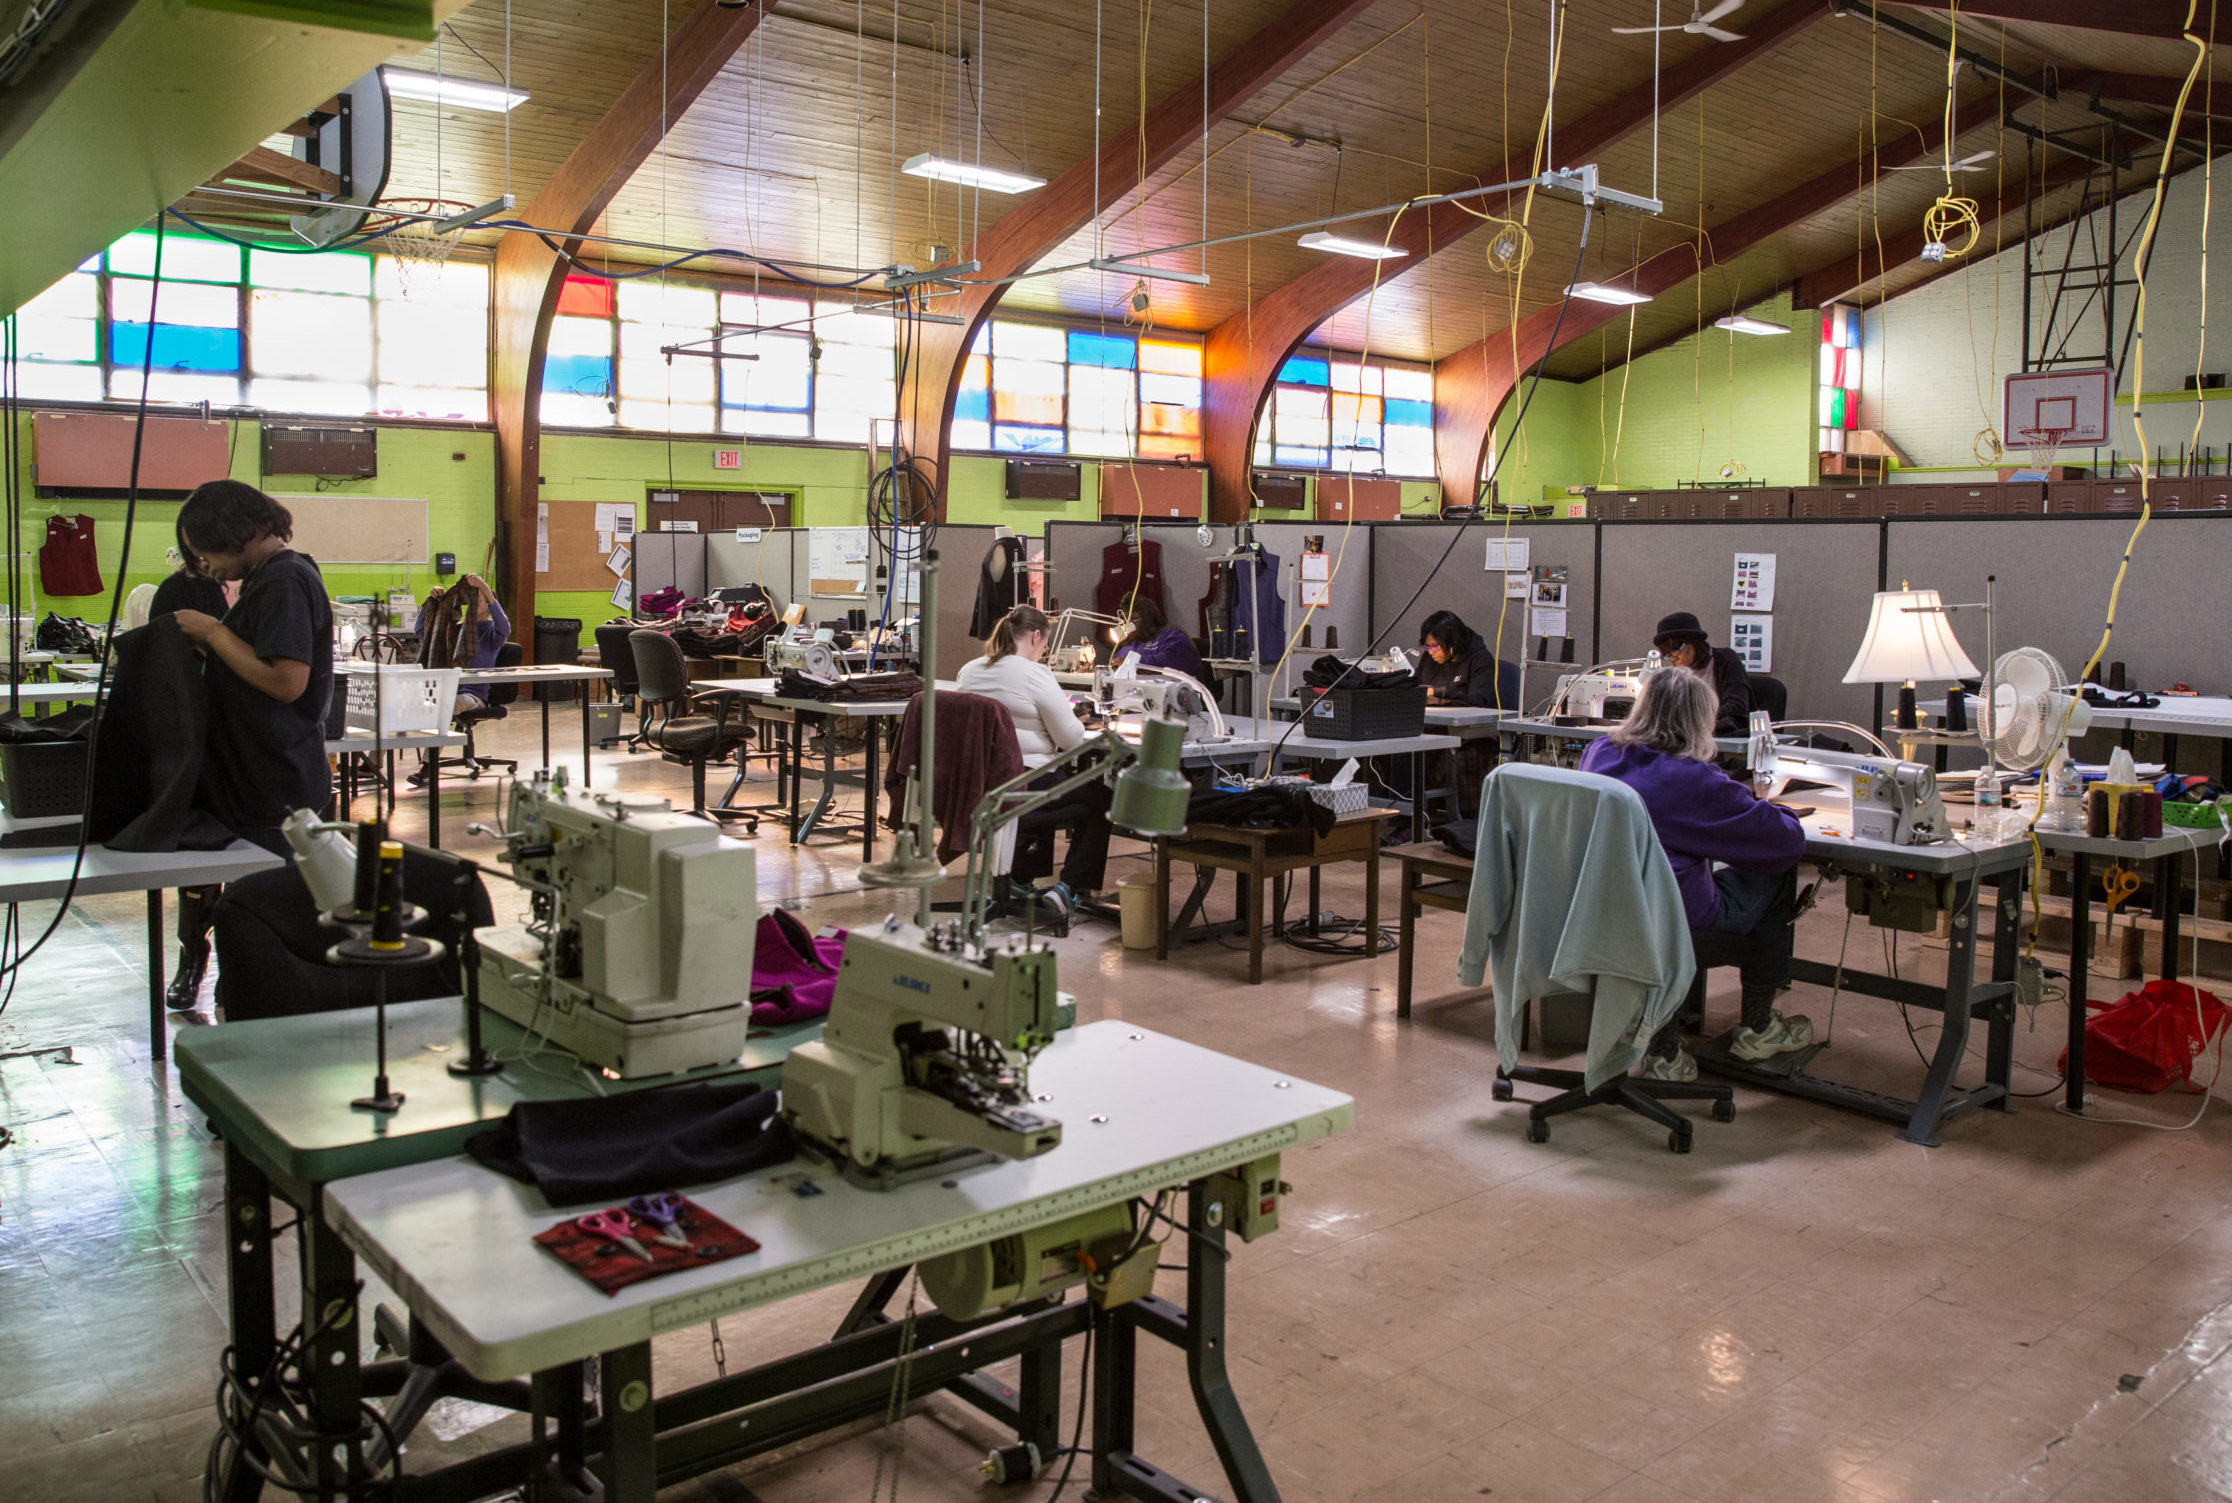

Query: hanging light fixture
[1297,231,1407,260]
[901,154,1045,194]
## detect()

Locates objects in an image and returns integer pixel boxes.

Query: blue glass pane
[1066,330,1136,369]
[1273,445,1327,468]
[109,322,240,372]
[955,388,991,422]
[1384,398,1432,428]
[1278,356,1329,386]
[994,425,1065,454]
[546,353,614,396]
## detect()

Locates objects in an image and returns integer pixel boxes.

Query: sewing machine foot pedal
[1695,1034,1827,1081]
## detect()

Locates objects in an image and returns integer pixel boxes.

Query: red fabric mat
[533,1197,759,1296]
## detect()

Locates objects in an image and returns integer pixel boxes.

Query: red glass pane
[557,276,615,318]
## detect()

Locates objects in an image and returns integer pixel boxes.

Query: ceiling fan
[1887,149,1998,174]
[1613,0,1745,43]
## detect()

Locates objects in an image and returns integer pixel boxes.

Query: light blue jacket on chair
[1458,764,1696,1090]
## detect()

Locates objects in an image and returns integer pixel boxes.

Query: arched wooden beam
[1197,0,1828,523]
[892,0,1380,511]
[492,0,766,650]
[1432,87,1991,504]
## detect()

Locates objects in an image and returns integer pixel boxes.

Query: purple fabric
[638,587,686,620]
[1114,625,1205,683]
[1578,738,1803,928]
[750,910,846,1024]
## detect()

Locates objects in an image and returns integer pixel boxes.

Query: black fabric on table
[1184,784,1337,836]
[466,1084,796,1205]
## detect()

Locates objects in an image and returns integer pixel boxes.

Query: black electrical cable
[1041,1324,1095,1503]
[1261,207,1599,771]
[0,216,162,982]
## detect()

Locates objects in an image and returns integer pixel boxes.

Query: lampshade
[1110,718,1190,837]
[1842,589,1980,685]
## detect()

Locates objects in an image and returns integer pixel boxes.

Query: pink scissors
[577,1208,652,1262]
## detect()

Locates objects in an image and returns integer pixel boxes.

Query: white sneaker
[1730,1011,1815,1062]
[1642,1049,1699,1082]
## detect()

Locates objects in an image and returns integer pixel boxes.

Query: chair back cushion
[483,640,525,706]
[629,628,691,705]
[596,621,642,696]
[1748,673,1789,721]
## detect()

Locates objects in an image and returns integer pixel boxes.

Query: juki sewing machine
[1553,666,1653,723]
[1767,742,1952,847]
[781,915,1066,1188]
[1093,662,1231,743]
[764,625,844,679]
[476,771,760,1077]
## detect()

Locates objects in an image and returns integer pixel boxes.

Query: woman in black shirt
[1416,609,1522,710]
[170,482,334,856]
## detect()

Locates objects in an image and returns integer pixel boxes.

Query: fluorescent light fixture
[382,68,529,113]
[901,153,1045,194]
[1297,231,1407,260]
[1566,282,1651,306]
[1714,315,1791,336]
[433,194,516,232]
[1088,257,1211,286]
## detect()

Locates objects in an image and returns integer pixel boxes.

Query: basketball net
[377,200,473,295]
[2017,425,2071,478]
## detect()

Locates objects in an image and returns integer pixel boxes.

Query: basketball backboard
[2003,367,2112,448]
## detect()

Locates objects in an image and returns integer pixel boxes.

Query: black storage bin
[533,617,582,701]
[1297,684,1428,740]
[1,739,91,819]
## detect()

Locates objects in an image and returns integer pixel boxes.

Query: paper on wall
[1730,613,1773,672]
[611,579,633,612]
[1505,571,1528,599]
[1531,606,1568,640]
[808,526,871,597]
[606,543,632,578]
[535,503,550,574]
[1300,576,1331,608]
[1485,538,1531,573]
[1300,551,1331,582]
[1731,552,1777,612]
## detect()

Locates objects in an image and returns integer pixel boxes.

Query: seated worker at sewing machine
[1581,670,1810,1077]
[957,606,1115,924]
[1112,595,1205,683]
[1652,610,1752,735]
[1416,609,1522,709]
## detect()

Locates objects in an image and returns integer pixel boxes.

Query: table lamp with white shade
[1843,586,1981,731]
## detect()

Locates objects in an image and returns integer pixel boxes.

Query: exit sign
[713,448,742,469]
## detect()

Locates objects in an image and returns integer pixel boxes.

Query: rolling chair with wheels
[628,629,758,827]
[594,620,648,752]
[450,641,522,778]
[1463,763,1734,1153]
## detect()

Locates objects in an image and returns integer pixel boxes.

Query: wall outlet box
[435,552,456,575]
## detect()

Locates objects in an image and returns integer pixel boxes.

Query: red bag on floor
[2058,980,2231,1093]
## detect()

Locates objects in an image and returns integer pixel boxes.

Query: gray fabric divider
[1042,520,1118,620]
[628,531,706,602]
[1885,512,2232,696]
[1598,519,1882,730]
[706,527,796,607]
[1368,519,1597,703]
[929,525,1000,680]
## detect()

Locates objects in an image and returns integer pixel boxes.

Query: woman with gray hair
[1580,668,1808,1078]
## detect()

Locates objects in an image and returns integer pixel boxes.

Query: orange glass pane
[993,389,1063,426]
[1137,435,1201,460]
[1140,403,1201,437]
[557,276,615,318]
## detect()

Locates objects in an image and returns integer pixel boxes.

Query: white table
[701,676,916,853]
[339,662,613,785]
[1,681,105,711]
[1212,714,1461,835]
[325,1022,1353,1503]
[1268,696,1515,740]
[326,730,470,846]
[0,841,284,1060]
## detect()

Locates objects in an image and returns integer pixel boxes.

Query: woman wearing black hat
[1652,611,1751,735]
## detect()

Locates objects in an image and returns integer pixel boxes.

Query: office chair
[449,642,523,778]
[628,628,757,827]
[1748,673,1789,722]
[594,620,647,752]
[1473,764,1735,1153]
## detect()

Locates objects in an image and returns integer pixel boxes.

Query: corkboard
[536,500,612,592]
[280,494,429,564]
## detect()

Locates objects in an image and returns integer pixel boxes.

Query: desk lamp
[1842,586,1979,732]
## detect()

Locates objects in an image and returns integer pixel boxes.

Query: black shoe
[166,946,209,1011]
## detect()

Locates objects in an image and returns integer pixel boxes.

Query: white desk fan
[1981,647,2094,773]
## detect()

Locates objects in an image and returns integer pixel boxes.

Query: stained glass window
[1258,349,1433,477]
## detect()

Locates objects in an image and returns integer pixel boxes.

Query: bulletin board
[279,495,429,565]
[535,500,613,592]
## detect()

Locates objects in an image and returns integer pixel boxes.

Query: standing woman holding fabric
[154,548,239,1010]
[168,481,334,858]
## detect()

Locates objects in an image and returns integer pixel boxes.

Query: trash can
[533,617,582,701]
[1118,873,1159,951]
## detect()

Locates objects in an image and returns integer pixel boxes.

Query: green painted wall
[1491,377,1588,506]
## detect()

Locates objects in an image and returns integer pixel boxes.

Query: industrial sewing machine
[764,625,844,679]
[1553,666,1652,723]
[476,771,760,1077]
[1094,662,1230,743]
[1767,742,1952,847]
[1048,608,1124,672]
[781,915,1067,1187]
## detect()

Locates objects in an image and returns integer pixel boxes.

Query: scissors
[577,1208,652,1262]
[626,1193,691,1250]
[2103,866,2141,914]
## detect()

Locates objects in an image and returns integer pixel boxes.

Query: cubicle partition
[1597,519,1882,730]
[630,529,708,603]
[1368,518,1598,676]
[707,528,801,602]
[1883,512,2232,696]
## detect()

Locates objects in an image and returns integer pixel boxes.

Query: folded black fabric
[1433,818,1478,856]
[1299,655,1414,692]
[0,705,92,743]
[1185,784,1337,836]
[466,1084,795,1205]
[779,668,923,704]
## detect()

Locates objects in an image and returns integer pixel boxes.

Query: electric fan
[1980,646,2094,773]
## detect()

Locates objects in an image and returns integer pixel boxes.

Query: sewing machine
[1554,668,1651,723]
[781,915,1066,1188]
[476,772,759,1077]
[1094,663,1230,743]
[764,626,844,679]
[1768,743,1952,846]
[1048,609,1124,673]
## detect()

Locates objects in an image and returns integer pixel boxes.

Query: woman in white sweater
[956,606,1112,920]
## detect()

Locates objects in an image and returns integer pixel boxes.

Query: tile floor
[3,716,2230,1502]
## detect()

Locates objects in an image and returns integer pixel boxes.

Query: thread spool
[1324,626,1338,651]
[2088,787,2112,838]
[2115,791,2147,842]
[352,820,383,917]
[2109,662,2128,691]
[370,840,407,951]
[2144,790,2164,838]
[1946,688,1968,733]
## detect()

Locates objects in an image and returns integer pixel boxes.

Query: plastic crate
[2163,798,2228,830]
[345,666,460,736]
[1298,684,1428,740]
[0,739,90,819]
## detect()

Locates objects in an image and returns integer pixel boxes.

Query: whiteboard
[276,494,430,565]
[807,526,870,597]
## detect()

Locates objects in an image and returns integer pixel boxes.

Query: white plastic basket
[345,666,460,736]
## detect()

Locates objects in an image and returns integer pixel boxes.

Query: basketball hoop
[2017,425,2071,477]
[376,199,478,294]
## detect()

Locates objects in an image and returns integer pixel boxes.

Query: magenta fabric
[750,909,845,1024]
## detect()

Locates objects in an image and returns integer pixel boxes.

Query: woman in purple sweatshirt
[1580,668,1809,1077]
[1112,595,1206,682]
